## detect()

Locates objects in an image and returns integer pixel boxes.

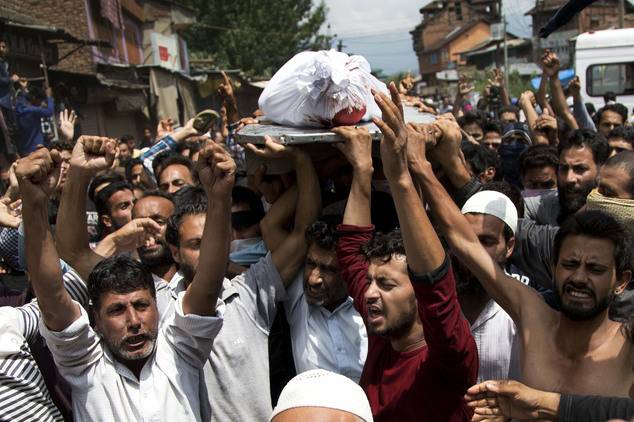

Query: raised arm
[16,148,80,331]
[332,126,373,226]
[411,117,541,322]
[218,71,240,126]
[519,91,551,145]
[56,136,116,281]
[543,50,579,131]
[259,178,298,253]
[183,141,235,315]
[245,137,321,286]
[536,69,554,116]
[372,84,445,274]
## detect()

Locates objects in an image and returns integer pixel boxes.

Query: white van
[576,28,634,112]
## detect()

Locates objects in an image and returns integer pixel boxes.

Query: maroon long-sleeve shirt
[337,224,478,422]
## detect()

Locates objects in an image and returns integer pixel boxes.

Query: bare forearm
[537,75,549,111]
[343,169,372,226]
[183,194,231,315]
[224,99,240,125]
[500,86,511,107]
[438,154,472,190]
[389,172,445,273]
[56,167,95,279]
[550,78,579,130]
[23,199,79,330]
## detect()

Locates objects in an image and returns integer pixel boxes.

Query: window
[455,1,463,20]
[430,52,439,65]
[587,62,634,96]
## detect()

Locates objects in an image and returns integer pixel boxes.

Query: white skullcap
[461,190,518,235]
[270,369,373,422]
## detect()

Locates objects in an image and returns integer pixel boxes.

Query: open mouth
[564,284,594,301]
[366,304,384,325]
[124,334,147,349]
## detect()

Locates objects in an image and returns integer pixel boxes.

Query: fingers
[373,91,403,138]
[221,70,231,86]
[388,82,404,120]
[135,217,162,234]
[372,116,396,142]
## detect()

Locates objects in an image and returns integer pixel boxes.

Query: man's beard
[367,296,417,338]
[553,281,614,321]
[107,329,158,362]
[179,261,196,286]
[138,239,174,268]
[453,256,487,297]
[558,180,595,221]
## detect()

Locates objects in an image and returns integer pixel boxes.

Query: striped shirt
[0,268,88,422]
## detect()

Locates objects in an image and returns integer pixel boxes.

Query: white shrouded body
[259,50,388,128]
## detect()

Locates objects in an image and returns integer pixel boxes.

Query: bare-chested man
[404,113,634,398]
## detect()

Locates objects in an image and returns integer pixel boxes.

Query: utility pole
[503,15,509,88]
[619,0,625,28]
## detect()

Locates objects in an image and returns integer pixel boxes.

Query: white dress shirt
[39,294,223,422]
[284,271,368,382]
[471,299,521,383]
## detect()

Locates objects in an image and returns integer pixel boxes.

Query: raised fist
[15,147,62,203]
[70,136,116,175]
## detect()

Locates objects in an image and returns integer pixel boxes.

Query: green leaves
[182,0,332,77]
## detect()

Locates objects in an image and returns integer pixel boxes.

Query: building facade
[411,0,501,88]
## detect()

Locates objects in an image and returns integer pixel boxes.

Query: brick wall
[28,0,96,74]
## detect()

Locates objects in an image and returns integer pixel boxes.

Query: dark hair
[482,180,524,230]
[120,134,135,143]
[558,129,610,166]
[596,103,628,125]
[155,154,196,184]
[305,215,342,250]
[26,86,46,105]
[603,150,634,198]
[519,144,559,177]
[603,92,617,103]
[232,186,264,217]
[88,255,155,310]
[585,102,596,116]
[607,125,634,147]
[362,229,405,263]
[554,210,632,277]
[463,143,500,176]
[139,189,174,204]
[152,150,173,178]
[499,105,520,120]
[458,112,483,129]
[166,200,208,246]
[48,140,74,152]
[173,185,208,213]
[124,158,143,182]
[88,172,125,203]
[94,180,133,216]
[482,121,502,136]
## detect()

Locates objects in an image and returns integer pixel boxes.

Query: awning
[1,19,111,48]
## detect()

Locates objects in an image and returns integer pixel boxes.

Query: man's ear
[101,214,112,229]
[505,236,516,259]
[614,270,631,295]
[169,244,180,265]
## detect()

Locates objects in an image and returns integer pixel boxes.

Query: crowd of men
[0,33,633,421]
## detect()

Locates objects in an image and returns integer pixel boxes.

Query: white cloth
[259,50,388,127]
[470,300,521,383]
[270,369,373,422]
[284,271,368,382]
[39,294,223,422]
[168,254,287,422]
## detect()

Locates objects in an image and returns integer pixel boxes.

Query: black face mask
[231,211,263,231]
[498,142,530,189]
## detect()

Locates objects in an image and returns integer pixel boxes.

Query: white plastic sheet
[258,50,389,128]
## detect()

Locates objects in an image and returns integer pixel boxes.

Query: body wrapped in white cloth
[259,50,388,128]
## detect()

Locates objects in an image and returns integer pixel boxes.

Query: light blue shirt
[284,270,368,382]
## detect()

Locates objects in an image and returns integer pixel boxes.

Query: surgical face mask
[521,188,557,198]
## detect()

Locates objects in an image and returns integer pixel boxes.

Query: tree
[182,0,332,77]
